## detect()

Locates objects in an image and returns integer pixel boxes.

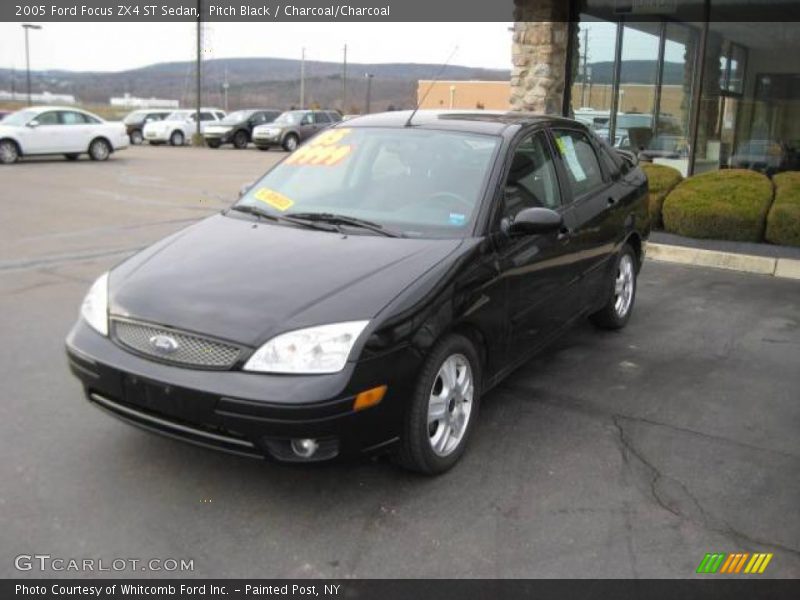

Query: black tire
[169,130,185,146]
[233,130,249,149]
[589,244,638,330]
[394,334,482,475]
[0,139,20,164]
[130,130,143,145]
[88,138,111,161]
[207,139,221,149]
[282,134,299,152]
[64,154,80,161]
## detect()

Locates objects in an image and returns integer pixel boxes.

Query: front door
[20,110,61,154]
[58,110,94,152]
[494,130,583,364]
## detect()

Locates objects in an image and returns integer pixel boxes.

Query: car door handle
[607,197,618,206]
[557,227,573,242]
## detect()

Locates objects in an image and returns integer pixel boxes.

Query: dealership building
[503,0,800,177]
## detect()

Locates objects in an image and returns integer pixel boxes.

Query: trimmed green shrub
[662,169,773,242]
[765,172,800,247]
[641,163,683,229]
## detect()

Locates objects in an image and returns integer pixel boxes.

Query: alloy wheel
[0,140,19,164]
[614,254,635,318]
[427,353,474,457]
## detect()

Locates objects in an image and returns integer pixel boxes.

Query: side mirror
[507,207,563,236]
[27,120,39,128]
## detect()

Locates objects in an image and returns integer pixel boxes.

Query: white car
[0,106,129,164]
[143,108,226,146]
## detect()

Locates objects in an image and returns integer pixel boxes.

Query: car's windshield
[3,109,39,126]
[273,111,305,126]
[221,110,253,124]
[236,127,500,238]
[165,110,191,121]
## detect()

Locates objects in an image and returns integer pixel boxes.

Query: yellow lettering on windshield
[285,128,353,167]
[253,188,294,211]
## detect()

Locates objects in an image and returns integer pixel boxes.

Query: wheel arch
[624,231,644,270]
[88,135,114,154]
[0,136,23,156]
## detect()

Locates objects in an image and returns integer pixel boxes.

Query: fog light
[290,438,319,458]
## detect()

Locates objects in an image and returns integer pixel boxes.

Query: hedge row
[661,169,775,243]
[765,172,800,247]
[641,163,683,229]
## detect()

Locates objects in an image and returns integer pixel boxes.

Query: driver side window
[36,112,60,126]
[501,132,561,221]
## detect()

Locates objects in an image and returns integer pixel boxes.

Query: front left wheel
[233,130,249,149]
[394,334,481,475]
[0,140,19,164]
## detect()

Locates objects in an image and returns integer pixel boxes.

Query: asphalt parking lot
[1,145,798,578]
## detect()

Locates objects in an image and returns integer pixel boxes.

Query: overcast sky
[0,22,515,72]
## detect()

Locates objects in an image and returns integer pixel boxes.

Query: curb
[646,243,800,280]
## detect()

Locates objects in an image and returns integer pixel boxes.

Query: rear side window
[60,111,87,125]
[214,112,225,120]
[552,130,605,198]
[314,112,331,124]
[327,111,342,122]
[199,112,215,121]
[147,113,167,121]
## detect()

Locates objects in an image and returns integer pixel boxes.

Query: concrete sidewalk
[647,233,800,280]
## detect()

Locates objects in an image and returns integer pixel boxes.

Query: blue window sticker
[448,212,467,226]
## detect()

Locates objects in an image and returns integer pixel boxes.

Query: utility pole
[195,0,202,143]
[222,65,229,112]
[22,24,42,106]
[364,72,374,114]
[342,44,348,112]
[300,47,306,109]
[580,27,588,108]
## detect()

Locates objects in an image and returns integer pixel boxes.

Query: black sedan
[66,111,649,475]
[203,109,282,149]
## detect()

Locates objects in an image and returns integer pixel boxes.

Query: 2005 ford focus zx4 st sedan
[66,110,649,475]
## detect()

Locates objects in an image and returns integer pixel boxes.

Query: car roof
[339,110,581,136]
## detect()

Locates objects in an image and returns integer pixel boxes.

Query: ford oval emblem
[149,334,179,354]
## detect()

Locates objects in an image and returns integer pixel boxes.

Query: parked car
[0,106,128,164]
[143,108,226,146]
[66,111,649,475]
[202,109,282,149]
[122,109,173,145]
[252,109,342,151]
[0,110,11,121]
[728,139,790,175]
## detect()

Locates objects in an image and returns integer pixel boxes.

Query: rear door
[493,129,583,362]
[59,111,95,152]
[549,128,619,303]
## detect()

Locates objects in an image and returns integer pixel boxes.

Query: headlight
[243,321,369,374]
[80,272,109,336]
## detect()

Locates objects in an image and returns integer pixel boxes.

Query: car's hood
[109,214,464,347]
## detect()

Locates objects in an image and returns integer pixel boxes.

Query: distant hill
[0,58,685,112]
[580,61,686,86]
[0,57,510,112]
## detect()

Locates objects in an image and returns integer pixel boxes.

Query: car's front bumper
[65,318,417,462]
[252,132,281,147]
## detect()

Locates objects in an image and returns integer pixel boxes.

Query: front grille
[112,319,241,369]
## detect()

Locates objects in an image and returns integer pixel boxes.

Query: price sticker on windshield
[254,188,294,211]
[285,128,353,167]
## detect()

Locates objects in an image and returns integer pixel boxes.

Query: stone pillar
[510,0,570,114]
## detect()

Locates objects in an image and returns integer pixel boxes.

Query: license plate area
[122,375,211,421]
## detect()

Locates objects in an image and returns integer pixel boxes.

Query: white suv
[143,108,226,146]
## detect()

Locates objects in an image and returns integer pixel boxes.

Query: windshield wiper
[227,205,337,232]
[284,212,403,238]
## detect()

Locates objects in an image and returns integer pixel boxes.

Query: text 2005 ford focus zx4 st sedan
[66,111,649,475]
